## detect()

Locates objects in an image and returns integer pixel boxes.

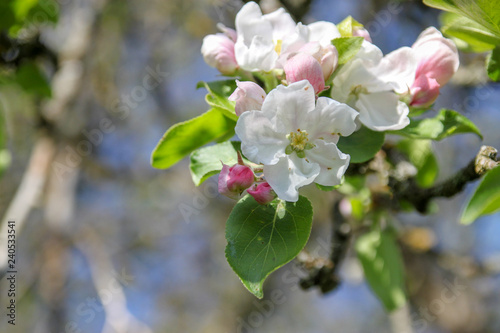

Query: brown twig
[297,200,351,293]
[390,145,499,213]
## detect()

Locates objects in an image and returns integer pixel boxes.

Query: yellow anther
[274,40,283,55]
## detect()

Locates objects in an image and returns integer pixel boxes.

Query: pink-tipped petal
[410,74,440,108]
[228,80,267,116]
[412,27,459,86]
[297,42,338,81]
[284,53,325,94]
[352,26,372,43]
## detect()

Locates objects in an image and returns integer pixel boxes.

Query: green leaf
[5,0,59,35]
[397,139,439,188]
[151,109,236,169]
[197,80,238,121]
[15,61,51,98]
[315,183,338,191]
[487,46,500,81]
[21,0,58,26]
[390,109,482,141]
[11,0,39,21]
[0,111,10,177]
[461,166,500,224]
[424,0,500,39]
[331,37,364,65]
[337,16,364,37]
[190,141,250,186]
[440,12,499,52]
[356,229,407,312]
[225,195,313,298]
[0,2,16,31]
[337,126,385,163]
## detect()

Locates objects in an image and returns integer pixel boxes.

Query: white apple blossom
[331,41,415,131]
[234,2,341,72]
[332,28,459,120]
[235,80,358,202]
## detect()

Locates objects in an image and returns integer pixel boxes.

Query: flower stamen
[285,129,315,158]
[275,39,283,55]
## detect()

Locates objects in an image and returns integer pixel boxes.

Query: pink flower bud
[247,182,276,205]
[217,23,237,43]
[298,42,338,80]
[412,27,459,86]
[284,53,325,94]
[352,26,372,43]
[218,163,255,199]
[201,33,238,75]
[410,74,440,108]
[228,80,266,116]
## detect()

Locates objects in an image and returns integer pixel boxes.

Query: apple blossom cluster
[201,2,459,203]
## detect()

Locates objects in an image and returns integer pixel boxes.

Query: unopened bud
[247,182,276,205]
[218,163,255,199]
[228,80,266,116]
[412,27,459,86]
[284,53,325,94]
[201,31,238,75]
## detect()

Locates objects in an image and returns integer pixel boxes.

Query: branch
[297,200,351,293]
[390,145,499,213]
[76,227,154,333]
[0,134,56,279]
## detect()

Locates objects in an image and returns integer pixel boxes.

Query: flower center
[346,84,368,106]
[285,129,315,158]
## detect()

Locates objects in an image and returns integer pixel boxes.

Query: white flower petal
[235,110,288,165]
[355,40,383,64]
[279,22,310,57]
[306,141,350,186]
[262,7,296,41]
[332,58,383,98]
[307,21,341,46]
[234,2,297,71]
[235,2,273,44]
[261,80,316,133]
[234,2,279,71]
[235,35,277,72]
[264,155,320,202]
[355,92,410,131]
[370,46,418,93]
[306,97,359,142]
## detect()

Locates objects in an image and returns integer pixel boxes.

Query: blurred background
[1,0,500,332]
